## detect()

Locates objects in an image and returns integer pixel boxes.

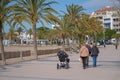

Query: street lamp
[103,28,106,47]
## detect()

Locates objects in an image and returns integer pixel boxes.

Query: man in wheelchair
[57,49,70,69]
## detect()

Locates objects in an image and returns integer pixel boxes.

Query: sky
[4,0,119,32]
[50,0,117,14]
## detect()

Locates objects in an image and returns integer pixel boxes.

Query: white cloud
[81,0,120,13]
[83,0,115,9]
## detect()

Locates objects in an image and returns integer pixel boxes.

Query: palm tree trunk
[62,34,65,50]
[72,31,74,45]
[62,34,66,45]
[32,23,38,59]
[94,33,97,44]
[10,32,12,44]
[78,34,82,44]
[0,21,6,65]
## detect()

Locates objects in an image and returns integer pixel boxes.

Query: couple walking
[79,43,99,69]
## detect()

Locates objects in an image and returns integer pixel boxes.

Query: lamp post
[103,28,106,47]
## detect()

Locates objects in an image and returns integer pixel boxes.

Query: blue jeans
[92,56,98,67]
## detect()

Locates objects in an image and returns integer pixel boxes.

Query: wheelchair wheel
[57,63,60,69]
[65,63,69,69]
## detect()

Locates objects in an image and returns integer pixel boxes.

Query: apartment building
[91,6,120,33]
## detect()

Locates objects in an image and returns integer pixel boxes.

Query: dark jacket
[91,46,99,56]
[86,45,92,55]
[57,50,69,62]
[57,50,68,58]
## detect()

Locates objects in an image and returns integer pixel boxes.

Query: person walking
[91,43,99,67]
[114,43,118,49]
[79,43,89,69]
[86,44,92,67]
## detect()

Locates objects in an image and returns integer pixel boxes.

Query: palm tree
[74,21,87,43]
[9,26,16,44]
[37,27,50,39]
[80,14,103,43]
[17,27,23,35]
[13,0,59,59]
[54,16,71,45]
[65,4,84,44]
[65,4,84,27]
[0,0,13,65]
[16,27,23,44]
[10,15,28,32]
[27,28,33,39]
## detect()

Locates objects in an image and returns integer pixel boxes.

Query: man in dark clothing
[91,43,99,67]
[57,49,69,63]
[86,44,92,67]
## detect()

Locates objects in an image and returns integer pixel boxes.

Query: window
[104,23,111,28]
[104,18,110,21]
[113,18,119,22]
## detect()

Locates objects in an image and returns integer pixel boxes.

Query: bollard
[20,51,23,61]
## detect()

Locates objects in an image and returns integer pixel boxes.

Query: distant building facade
[19,32,48,45]
[51,24,60,29]
[19,32,33,44]
[91,6,120,33]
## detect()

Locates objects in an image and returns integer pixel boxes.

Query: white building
[19,32,48,45]
[19,32,33,44]
[91,6,120,33]
[51,24,60,29]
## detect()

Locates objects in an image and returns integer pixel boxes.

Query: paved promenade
[0,45,120,80]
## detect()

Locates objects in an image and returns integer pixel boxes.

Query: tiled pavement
[0,45,120,80]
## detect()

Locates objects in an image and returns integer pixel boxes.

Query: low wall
[0,50,31,60]
[37,48,60,55]
[0,48,69,60]
[37,48,69,55]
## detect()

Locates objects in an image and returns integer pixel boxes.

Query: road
[0,45,120,80]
